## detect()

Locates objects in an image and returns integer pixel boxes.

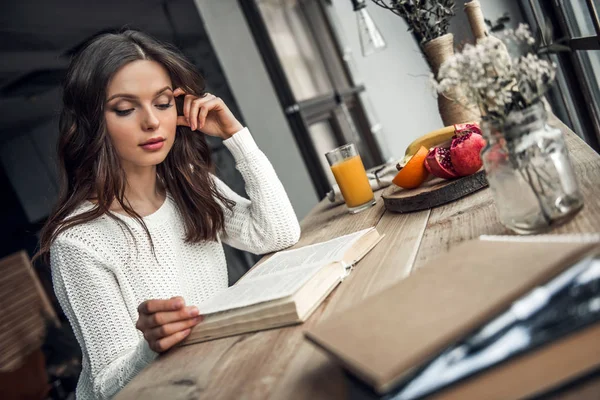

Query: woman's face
[104,60,177,170]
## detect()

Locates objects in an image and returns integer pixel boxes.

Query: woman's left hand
[174,88,243,140]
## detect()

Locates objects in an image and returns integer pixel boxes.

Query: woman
[35,30,301,399]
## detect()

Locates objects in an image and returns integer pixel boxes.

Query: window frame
[567,0,600,50]
[520,0,600,152]
[239,0,385,199]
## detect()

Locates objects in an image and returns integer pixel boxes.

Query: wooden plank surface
[270,209,431,400]
[116,120,600,400]
[414,116,600,270]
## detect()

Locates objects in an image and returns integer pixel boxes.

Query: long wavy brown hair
[35,30,235,265]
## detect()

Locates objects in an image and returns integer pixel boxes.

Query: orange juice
[330,155,374,208]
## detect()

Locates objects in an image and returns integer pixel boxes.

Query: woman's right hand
[136,296,203,353]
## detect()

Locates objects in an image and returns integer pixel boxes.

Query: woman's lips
[140,139,165,151]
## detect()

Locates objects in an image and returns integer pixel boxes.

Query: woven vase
[422,33,480,126]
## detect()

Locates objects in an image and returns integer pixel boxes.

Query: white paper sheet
[198,228,373,315]
[198,263,323,315]
[244,231,364,279]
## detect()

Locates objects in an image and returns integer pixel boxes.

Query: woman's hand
[136,296,203,353]
[174,88,243,140]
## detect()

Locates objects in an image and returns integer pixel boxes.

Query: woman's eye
[156,102,173,110]
[115,109,134,116]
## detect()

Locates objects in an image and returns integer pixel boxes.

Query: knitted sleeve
[216,127,301,254]
[51,236,157,399]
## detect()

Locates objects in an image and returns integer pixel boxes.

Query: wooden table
[116,118,600,400]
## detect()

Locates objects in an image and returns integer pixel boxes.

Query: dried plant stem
[371,0,456,45]
[519,165,553,225]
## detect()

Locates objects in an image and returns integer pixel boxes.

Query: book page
[198,228,374,315]
[198,263,323,315]
[244,228,373,280]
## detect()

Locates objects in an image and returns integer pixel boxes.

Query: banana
[405,126,455,157]
[398,124,478,168]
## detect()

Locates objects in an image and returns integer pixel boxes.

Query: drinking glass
[325,143,376,214]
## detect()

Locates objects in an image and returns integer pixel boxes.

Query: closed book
[305,238,600,398]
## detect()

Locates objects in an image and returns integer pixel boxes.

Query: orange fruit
[392,145,429,189]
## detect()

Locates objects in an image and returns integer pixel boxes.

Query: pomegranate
[454,123,482,136]
[424,157,432,174]
[450,131,486,176]
[425,147,458,179]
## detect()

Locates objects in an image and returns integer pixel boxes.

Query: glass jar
[481,102,583,234]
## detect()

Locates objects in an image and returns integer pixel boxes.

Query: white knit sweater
[50,128,301,400]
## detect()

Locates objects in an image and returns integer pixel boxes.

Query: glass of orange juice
[325,143,376,214]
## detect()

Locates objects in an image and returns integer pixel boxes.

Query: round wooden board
[382,170,488,213]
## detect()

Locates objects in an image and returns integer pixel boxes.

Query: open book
[183,227,383,344]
